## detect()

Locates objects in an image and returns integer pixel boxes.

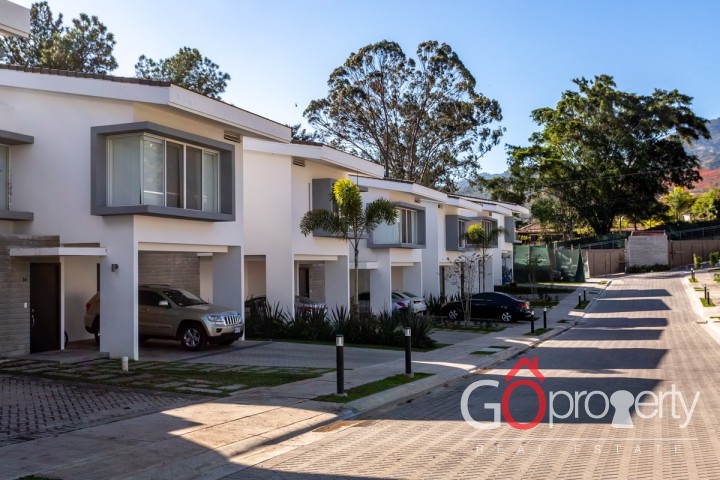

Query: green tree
[299,179,397,314]
[505,75,709,236]
[0,1,117,74]
[661,186,695,223]
[691,188,720,221]
[530,195,581,241]
[135,47,230,99]
[304,40,503,191]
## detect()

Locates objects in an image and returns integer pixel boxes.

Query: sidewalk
[1,282,607,480]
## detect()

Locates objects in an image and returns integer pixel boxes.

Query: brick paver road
[0,374,195,447]
[228,272,720,479]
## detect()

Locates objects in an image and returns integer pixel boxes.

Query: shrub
[626,264,671,273]
[694,254,702,270]
[424,293,445,316]
[710,252,720,267]
[246,299,288,339]
[398,311,437,351]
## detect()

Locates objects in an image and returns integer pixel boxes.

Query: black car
[440,292,533,323]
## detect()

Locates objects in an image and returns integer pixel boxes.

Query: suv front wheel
[180,323,207,351]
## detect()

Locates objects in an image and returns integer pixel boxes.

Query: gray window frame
[91,122,235,222]
[368,201,426,249]
[0,130,34,221]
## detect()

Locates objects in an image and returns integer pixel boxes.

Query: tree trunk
[353,245,360,318]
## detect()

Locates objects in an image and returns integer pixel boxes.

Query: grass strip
[314,372,433,403]
[525,328,553,336]
[273,338,446,352]
[701,298,715,307]
[0,358,331,398]
[574,300,590,309]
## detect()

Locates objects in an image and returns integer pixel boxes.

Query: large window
[108,133,220,213]
[374,207,419,245]
[0,145,8,210]
[458,219,467,249]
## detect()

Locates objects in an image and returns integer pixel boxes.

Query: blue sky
[15,0,720,173]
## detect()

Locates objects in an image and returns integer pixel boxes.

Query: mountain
[690,117,720,191]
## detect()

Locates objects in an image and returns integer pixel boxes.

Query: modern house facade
[242,139,383,314]
[0,66,288,359]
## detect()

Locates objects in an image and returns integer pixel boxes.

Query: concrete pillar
[213,246,244,316]
[402,262,423,296]
[265,250,293,314]
[370,254,392,313]
[324,255,349,313]
[421,203,441,298]
[100,218,138,360]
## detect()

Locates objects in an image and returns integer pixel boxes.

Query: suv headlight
[205,314,226,324]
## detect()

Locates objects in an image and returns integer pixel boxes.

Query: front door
[298,266,310,298]
[30,263,61,353]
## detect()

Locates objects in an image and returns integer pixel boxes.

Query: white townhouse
[0,0,30,38]
[0,65,288,359]
[242,139,384,314]
[351,178,527,311]
[349,177,445,313]
[424,194,528,300]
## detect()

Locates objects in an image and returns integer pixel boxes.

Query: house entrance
[30,263,61,353]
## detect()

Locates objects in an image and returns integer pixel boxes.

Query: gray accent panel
[0,210,33,221]
[311,178,337,237]
[93,205,233,222]
[368,202,426,249]
[445,215,460,251]
[0,129,34,146]
[504,215,516,243]
[91,122,235,221]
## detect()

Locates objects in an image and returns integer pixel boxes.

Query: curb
[339,320,579,419]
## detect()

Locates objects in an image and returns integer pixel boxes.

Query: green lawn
[525,328,553,336]
[314,373,433,403]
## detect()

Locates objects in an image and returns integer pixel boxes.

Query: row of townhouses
[0,1,527,361]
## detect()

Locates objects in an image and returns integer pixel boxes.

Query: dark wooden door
[298,266,310,298]
[30,263,61,353]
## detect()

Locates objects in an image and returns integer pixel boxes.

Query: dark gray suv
[84,284,244,351]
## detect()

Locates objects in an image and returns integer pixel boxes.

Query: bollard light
[121,356,129,372]
[692,268,696,282]
[583,288,587,302]
[404,327,412,377]
[543,307,547,330]
[335,334,345,396]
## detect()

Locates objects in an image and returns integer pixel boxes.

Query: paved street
[229,272,720,479]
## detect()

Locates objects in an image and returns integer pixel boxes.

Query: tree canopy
[304,40,503,192]
[0,1,117,74]
[503,75,709,236]
[135,47,230,99]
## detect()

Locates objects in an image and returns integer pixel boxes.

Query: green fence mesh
[513,245,586,283]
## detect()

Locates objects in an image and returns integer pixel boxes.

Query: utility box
[626,231,668,268]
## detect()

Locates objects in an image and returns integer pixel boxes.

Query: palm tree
[300,179,397,314]
[467,224,504,293]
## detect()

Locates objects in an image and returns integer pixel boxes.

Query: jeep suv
[84,285,244,351]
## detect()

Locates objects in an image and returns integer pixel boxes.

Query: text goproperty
[460,357,701,430]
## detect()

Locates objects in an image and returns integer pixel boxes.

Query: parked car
[294,295,326,316]
[84,284,244,351]
[392,290,428,315]
[358,291,410,314]
[440,292,533,323]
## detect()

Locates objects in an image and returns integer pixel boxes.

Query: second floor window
[0,145,8,210]
[458,219,467,249]
[374,207,418,245]
[108,134,219,213]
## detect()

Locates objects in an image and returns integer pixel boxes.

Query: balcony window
[372,206,424,247]
[458,219,467,249]
[108,134,220,213]
[92,122,234,221]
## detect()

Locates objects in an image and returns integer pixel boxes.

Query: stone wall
[138,252,200,294]
[0,234,60,356]
[626,232,669,268]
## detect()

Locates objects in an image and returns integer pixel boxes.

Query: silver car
[84,284,243,351]
[392,290,428,315]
